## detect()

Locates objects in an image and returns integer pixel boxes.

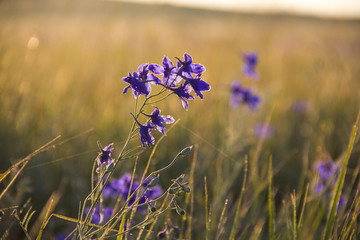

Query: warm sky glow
[116,0,360,18]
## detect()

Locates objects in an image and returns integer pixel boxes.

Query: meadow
[0,0,360,239]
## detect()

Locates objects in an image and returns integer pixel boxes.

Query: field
[0,0,360,239]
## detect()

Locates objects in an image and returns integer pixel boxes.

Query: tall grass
[0,0,360,239]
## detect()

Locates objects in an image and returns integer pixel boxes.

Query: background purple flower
[314,159,338,182]
[242,52,259,79]
[290,100,311,114]
[254,123,274,139]
[104,174,163,209]
[85,205,113,225]
[230,80,260,110]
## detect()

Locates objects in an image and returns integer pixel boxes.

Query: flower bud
[147,175,160,188]
[182,186,191,193]
[179,145,193,156]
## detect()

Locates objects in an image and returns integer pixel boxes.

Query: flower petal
[149,64,164,74]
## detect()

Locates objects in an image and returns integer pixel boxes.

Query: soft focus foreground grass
[0,0,359,238]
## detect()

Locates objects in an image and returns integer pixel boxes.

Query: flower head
[169,83,195,110]
[230,80,260,110]
[185,73,211,99]
[131,113,155,148]
[291,100,311,114]
[85,205,113,225]
[122,72,151,98]
[149,56,179,87]
[96,142,114,173]
[254,123,274,139]
[242,52,259,79]
[315,159,338,182]
[137,63,161,85]
[176,53,206,79]
[143,107,175,135]
[104,174,163,209]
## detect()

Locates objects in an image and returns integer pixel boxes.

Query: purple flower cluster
[313,158,345,210]
[123,53,210,110]
[230,80,260,110]
[103,173,162,208]
[242,52,259,79]
[230,52,261,110]
[85,205,113,225]
[123,53,210,148]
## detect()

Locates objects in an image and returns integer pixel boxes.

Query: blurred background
[0,0,359,238]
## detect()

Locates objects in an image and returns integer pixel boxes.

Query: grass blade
[230,156,248,240]
[204,176,210,240]
[268,156,275,240]
[291,190,297,240]
[323,113,359,240]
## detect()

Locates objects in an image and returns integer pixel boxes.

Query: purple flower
[96,143,114,173]
[137,63,161,85]
[122,72,151,98]
[105,174,163,209]
[230,80,260,110]
[122,64,161,98]
[314,160,338,182]
[85,205,113,225]
[142,107,175,135]
[337,197,346,210]
[242,52,259,79]
[291,100,311,114]
[254,123,274,139]
[176,53,205,79]
[184,73,211,99]
[111,173,139,205]
[169,83,195,110]
[314,179,327,194]
[149,56,179,87]
[131,113,155,148]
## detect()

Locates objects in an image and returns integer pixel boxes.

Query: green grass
[0,0,359,239]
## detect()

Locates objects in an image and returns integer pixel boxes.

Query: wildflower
[291,100,311,114]
[122,72,151,98]
[105,174,163,208]
[242,52,259,79]
[314,179,327,194]
[131,113,155,148]
[85,205,113,225]
[142,178,163,203]
[315,159,338,182]
[230,80,260,110]
[149,56,179,87]
[254,123,274,139]
[137,63,161,85]
[96,142,114,173]
[176,53,206,79]
[157,225,168,239]
[184,73,211,99]
[142,107,175,135]
[111,173,139,205]
[337,197,346,210]
[169,83,194,110]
